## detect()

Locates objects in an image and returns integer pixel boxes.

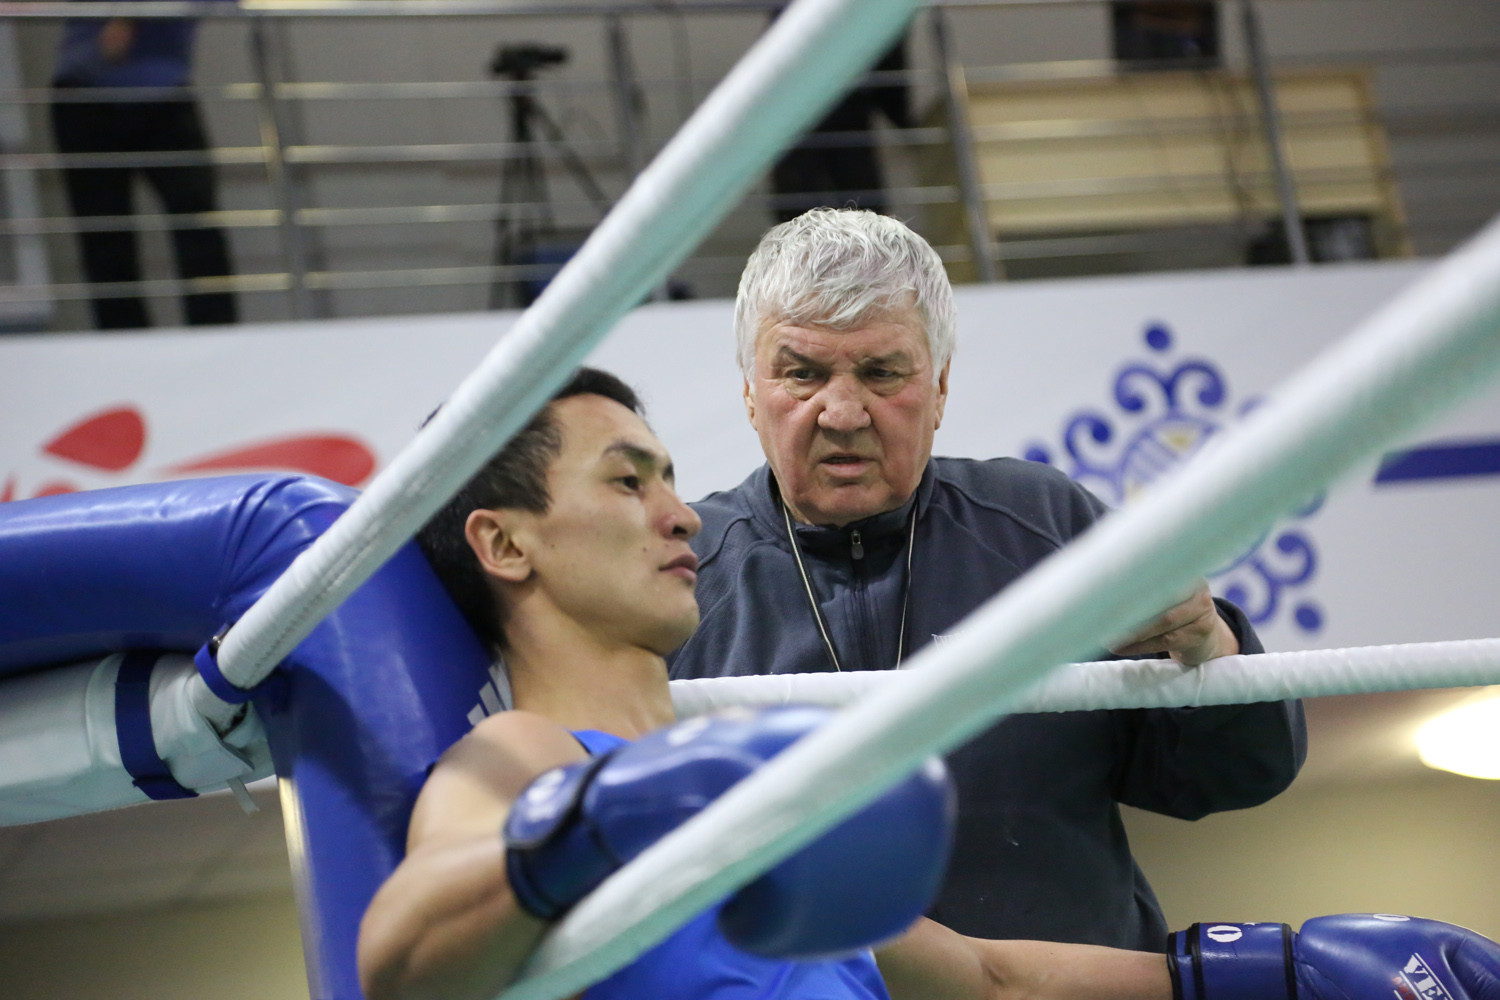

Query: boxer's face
[501,394,702,655]
[744,302,949,527]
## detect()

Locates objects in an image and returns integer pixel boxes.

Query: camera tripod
[488,44,611,310]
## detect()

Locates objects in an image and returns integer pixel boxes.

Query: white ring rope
[668,639,1500,718]
[502,212,1500,1000]
[210,0,924,694]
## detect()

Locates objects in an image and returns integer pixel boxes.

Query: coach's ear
[465,508,532,583]
[934,359,950,430]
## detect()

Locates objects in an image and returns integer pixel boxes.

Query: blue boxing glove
[1169,914,1500,1000]
[502,705,955,960]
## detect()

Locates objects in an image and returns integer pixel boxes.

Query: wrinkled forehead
[753,304,932,363]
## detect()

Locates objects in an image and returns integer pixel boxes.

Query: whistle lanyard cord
[780,498,917,673]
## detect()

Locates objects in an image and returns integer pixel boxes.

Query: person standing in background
[50,0,238,330]
[767,6,912,223]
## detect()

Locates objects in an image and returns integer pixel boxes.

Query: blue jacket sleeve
[1109,600,1308,819]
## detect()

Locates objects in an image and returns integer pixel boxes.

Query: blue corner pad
[114,650,198,801]
[194,636,256,705]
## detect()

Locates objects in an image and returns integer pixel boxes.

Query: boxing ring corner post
[255,526,495,1000]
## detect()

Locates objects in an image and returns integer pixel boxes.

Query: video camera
[491,43,569,79]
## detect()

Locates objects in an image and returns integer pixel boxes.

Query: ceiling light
[1415,694,1500,780]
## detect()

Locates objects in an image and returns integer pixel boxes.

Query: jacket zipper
[848,528,878,668]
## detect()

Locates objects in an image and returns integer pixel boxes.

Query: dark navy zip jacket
[668,458,1307,950]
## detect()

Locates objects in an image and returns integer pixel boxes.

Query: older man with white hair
[668,208,1306,952]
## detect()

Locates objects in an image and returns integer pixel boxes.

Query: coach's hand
[1169,914,1500,1000]
[1110,579,1238,666]
[502,705,955,960]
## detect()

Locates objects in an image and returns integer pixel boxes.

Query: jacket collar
[746,462,936,554]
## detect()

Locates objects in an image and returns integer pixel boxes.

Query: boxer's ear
[465,508,532,583]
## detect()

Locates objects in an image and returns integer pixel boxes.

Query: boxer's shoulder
[427,713,587,810]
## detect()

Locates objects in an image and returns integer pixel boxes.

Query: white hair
[734,208,958,381]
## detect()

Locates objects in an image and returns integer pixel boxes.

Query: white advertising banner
[2,258,1496,654]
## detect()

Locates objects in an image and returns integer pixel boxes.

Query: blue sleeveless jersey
[572,729,893,1000]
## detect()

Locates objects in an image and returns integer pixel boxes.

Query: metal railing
[1,0,1496,331]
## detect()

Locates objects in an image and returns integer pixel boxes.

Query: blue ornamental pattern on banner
[1024,322,1326,635]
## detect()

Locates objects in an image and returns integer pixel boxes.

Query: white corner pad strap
[668,639,1500,718]
[0,653,272,827]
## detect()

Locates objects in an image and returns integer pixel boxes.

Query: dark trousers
[770,88,897,226]
[49,95,238,330]
[771,139,887,225]
[767,16,908,225]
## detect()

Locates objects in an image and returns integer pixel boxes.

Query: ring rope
[668,639,1500,717]
[502,212,1500,1000]
[211,0,924,694]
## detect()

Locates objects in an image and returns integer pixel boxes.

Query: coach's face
[744,302,949,527]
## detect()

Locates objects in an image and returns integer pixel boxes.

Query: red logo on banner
[2,405,378,502]
[44,407,147,471]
